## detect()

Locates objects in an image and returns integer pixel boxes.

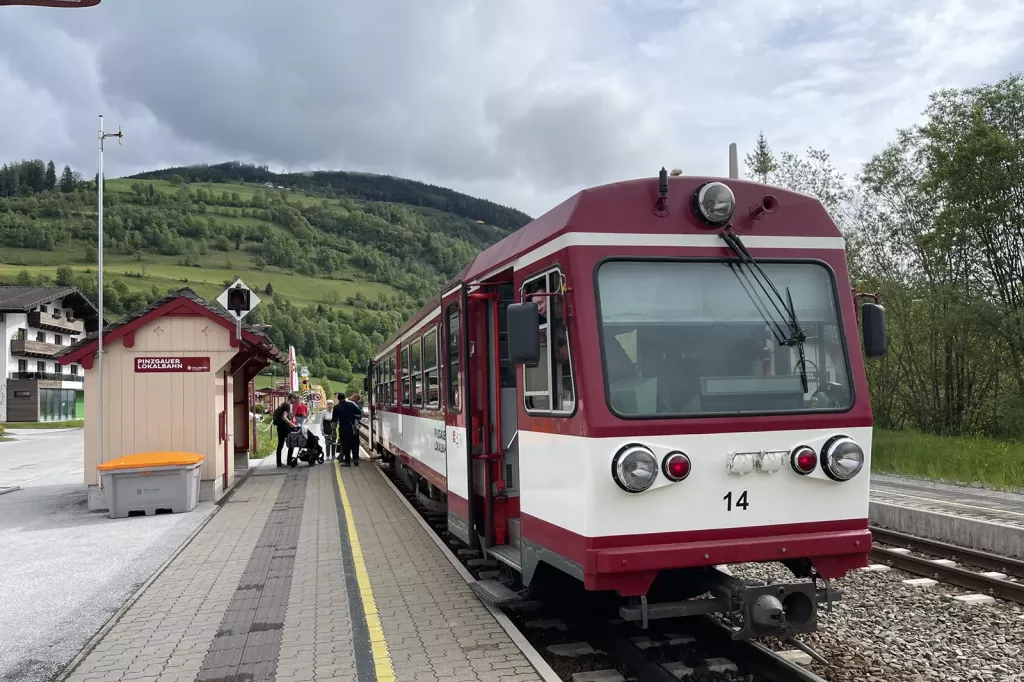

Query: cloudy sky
[1,0,1023,217]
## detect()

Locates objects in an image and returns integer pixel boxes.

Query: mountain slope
[0,158,532,384]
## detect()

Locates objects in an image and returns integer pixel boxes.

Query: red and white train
[364,167,887,639]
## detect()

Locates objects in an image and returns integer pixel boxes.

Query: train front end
[506,173,887,640]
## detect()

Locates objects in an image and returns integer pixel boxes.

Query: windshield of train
[595,260,852,417]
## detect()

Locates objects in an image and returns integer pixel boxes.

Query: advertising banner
[134,357,211,373]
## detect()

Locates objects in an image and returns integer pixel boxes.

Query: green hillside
[0,159,530,386]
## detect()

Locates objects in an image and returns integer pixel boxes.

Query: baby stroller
[286,425,326,467]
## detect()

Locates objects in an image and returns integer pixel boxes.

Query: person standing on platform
[333,392,362,467]
[273,392,300,468]
[321,399,336,459]
[294,397,309,427]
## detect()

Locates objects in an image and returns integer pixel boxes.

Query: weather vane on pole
[96,114,122,484]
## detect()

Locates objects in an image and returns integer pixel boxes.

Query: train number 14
[723,491,749,511]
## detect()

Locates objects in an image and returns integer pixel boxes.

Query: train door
[466,281,518,558]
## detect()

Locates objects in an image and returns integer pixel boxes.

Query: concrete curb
[0,485,21,496]
[372,461,563,682]
[53,504,223,681]
[870,500,1024,559]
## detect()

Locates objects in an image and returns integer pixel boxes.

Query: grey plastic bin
[97,453,204,519]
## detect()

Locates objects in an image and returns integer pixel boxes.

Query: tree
[59,165,75,193]
[744,131,778,183]
[45,161,57,191]
[169,174,185,186]
[264,282,274,295]
[84,243,98,263]
[16,270,32,285]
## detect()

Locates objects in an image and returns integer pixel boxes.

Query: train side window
[401,345,411,406]
[523,268,576,415]
[411,336,423,407]
[389,353,396,406]
[446,304,462,412]
[424,327,439,409]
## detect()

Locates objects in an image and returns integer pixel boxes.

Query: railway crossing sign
[217,278,261,340]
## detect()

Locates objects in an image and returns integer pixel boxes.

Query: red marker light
[663,452,691,481]
[791,446,817,475]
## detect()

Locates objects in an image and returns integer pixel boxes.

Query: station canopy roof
[58,288,285,366]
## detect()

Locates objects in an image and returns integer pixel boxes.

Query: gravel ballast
[727,561,1024,682]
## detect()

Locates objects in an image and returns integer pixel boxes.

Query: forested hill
[0,158,532,386]
[129,161,533,230]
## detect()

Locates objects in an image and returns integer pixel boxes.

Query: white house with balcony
[0,286,104,423]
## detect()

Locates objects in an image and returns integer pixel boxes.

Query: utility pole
[97,114,123,480]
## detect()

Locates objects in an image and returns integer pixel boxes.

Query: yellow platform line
[334,461,396,682]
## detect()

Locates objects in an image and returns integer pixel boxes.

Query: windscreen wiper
[720,229,809,393]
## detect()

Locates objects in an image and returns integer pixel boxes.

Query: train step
[471,579,522,607]
[487,544,522,573]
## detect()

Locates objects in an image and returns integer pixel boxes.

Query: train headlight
[821,436,864,481]
[662,451,691,482]
[612,444,659,493]
[693,181,736,227]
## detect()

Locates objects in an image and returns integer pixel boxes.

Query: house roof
[0,285,106,331]
[58,288,285,365]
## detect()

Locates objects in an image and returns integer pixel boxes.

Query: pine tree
[59,165,75,193]
[745,131,778,184]
[45,161,57,191]
[264,282,274,295]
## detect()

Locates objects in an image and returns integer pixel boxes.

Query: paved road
[0,429,217,682]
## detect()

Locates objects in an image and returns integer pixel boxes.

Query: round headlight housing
[791,445,817,475]
[821,436,864,481]
[693,181,736,227]
[662,451,691,482]
[612,444,659,493]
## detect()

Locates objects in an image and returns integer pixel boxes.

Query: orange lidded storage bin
[97,452,205,519]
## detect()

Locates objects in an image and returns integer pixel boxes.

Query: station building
[58,288,284,508]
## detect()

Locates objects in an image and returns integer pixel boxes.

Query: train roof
[376,175,839,355]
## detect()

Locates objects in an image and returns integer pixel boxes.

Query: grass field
[873,428,1024,491]
[3,420,84,429]
[0,244,398,312]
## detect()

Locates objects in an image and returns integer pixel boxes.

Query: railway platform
[57,449,552,682]
[870,473,1024,559]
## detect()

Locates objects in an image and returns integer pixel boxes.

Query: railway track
[362,428,826,682]
[869,526,1024,605]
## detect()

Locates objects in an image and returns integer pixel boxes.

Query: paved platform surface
[870,474,1024,558]
[61,452,543,682]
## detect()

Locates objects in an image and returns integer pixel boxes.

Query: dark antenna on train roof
[653,167,669,217]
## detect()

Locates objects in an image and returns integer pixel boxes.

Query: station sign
[135,357,211,373]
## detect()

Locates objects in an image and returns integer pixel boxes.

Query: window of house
[71,364,79,376]
[410,336,423,407]
[18,359,28,373]
[66,310,73,321]
[446,305,461,412]
[523,268,576,414]
[37,361,46,374]
[40,305,47,313]
[55,334,63,345]
[36,331,46,343]
[423,327,439,409]
[401,345,411,406]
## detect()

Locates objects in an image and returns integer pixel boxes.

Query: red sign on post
[135,357,211,373]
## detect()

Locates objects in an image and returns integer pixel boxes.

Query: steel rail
[870,526,1024,577]
[871,547,1024,605]
[685,617,829,682]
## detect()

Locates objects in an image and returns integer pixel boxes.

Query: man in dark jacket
[333,392,362,467]
[274,393,300,467]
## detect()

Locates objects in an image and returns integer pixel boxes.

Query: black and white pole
[97,114,123,481]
